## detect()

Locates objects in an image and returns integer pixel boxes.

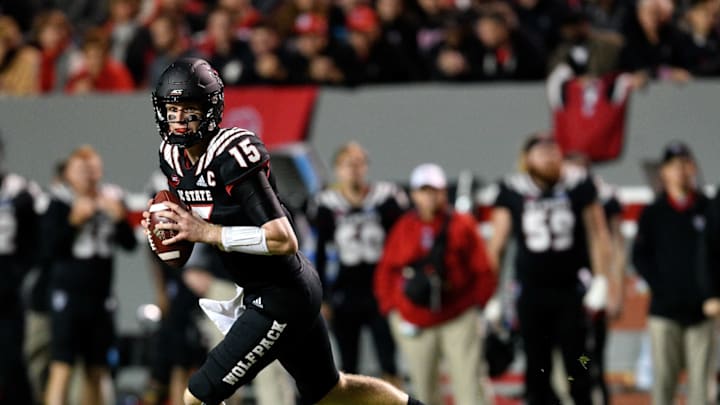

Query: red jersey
[548,65,633,162]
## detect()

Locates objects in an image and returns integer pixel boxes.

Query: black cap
[522,131,556,153]
[661,141,693,164]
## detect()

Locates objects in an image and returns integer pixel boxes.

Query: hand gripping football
[147,190,194,268]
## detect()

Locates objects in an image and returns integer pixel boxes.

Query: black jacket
[633,191,714,325]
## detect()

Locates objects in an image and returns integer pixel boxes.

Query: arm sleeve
[632,207,656,286]
[228,170,285,226]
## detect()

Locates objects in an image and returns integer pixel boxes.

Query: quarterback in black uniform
[142,58,423,405]
[310,141,407,381]
[487,133,611,405]
[0,135,39,404]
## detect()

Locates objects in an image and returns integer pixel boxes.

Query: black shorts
[50,290,115,366]
[188,263,340,405]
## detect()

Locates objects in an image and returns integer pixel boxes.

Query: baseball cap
[661,141,693,164]
[346,6,379,33]
[410,163,447,189]
[294,13,328,36]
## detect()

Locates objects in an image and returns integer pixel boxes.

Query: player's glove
[583,274,608,312]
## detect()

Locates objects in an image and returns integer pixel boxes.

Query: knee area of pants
[187,371,225,405]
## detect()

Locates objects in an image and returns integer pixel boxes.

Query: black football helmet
[152,58,224,148]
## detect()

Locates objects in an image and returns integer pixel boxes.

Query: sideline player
[309,141,407,384]
[142,57,424,405]
[0,133,39,404]
[487,133,611,405]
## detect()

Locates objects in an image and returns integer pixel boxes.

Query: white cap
[410,163,447,189]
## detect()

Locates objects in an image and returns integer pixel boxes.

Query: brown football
[147,190,194,268]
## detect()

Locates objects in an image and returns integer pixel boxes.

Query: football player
[0,133,40,404]
[487,132,611,405]
[42,146,137,405]
[141,58,424,405]
[309,141,407,385]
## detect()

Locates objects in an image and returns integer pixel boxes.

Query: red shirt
[374,210,496,327]
[65,58,135,93]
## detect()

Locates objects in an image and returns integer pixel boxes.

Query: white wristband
[220,226,270,255]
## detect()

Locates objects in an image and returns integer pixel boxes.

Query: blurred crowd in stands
[1,0,719,95]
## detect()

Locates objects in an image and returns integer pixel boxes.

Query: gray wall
[2,80,719,333]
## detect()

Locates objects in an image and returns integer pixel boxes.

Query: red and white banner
[223,86,318,150]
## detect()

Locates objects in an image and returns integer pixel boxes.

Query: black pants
[332,306,397,375]
[0,315,33,405]
[588,314,609,405]
[517,286,592,405]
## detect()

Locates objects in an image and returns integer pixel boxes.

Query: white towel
[198,286,245,336]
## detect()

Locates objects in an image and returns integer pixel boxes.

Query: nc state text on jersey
[177,189,214,203]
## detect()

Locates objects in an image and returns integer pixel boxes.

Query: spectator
[103,0,143,70]
[345,6,416,83]
[44,0,108,34]
[429,19,473,81]
[217,0,263,39]
[487,133,612,405]
[198,8,253,86]
[632,141,718,405]
[679,0,720,76]
[31,9,80,93]
[0,133,41,404]
[583,0,629,33]
[511,0,567,50]
[415,0,456,75]
[620,0,693,82]
[375,163,496,405]
[246,22,290,84]
[146,13,196,88]
[285,13,355,85]
[467,10,547,80]
[65,29,135,94]
[139,0,207,34]
[41,146,137,405]
[0,15,41,96]
[309,142,408,385]
[376,0,422,79]
[548,10,623,76]
[271,0,328,39]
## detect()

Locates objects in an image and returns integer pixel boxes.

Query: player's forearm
[215,217,298,256]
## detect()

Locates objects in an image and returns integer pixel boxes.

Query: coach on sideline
[633,141,719,405]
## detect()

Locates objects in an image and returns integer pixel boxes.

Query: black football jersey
[309,182,408,308]
[0,173,42,313]
[494,167,598,287]
[41,183,137,301]
[158,128,303,292]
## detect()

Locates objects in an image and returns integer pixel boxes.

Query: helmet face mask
[152,58,225,148]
